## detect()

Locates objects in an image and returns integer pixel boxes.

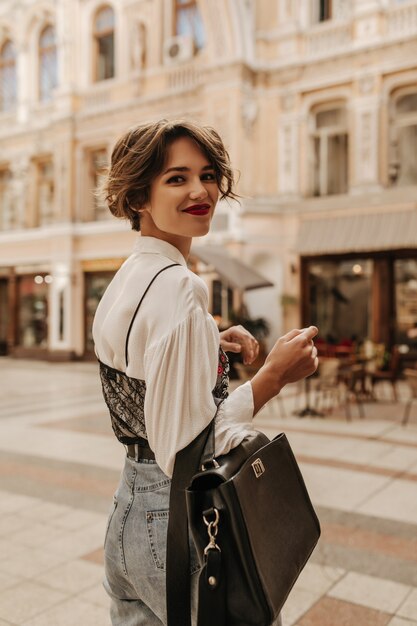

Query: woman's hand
[219,325,260,365]
[251,326,319,414]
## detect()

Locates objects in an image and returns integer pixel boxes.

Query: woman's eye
[167,175,185,184]
[202,173,216,181]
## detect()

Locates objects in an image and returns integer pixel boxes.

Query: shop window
[36,159,54,226]
[88,148,109,220]
[0,169,14,230]
[174,0,205,51]
[39,25,57,102]
[17,274,49,348]
[389,91,417,186]
[394,259,417,348]
[85,272,114,354]
[0,278,8,355]
[307,259,373,347]
[94,5,115,81]
[212,279,233,323]
[310,106,348,196]
[0,40,17,112]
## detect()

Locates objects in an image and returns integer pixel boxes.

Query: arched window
[389,91,417,186]
[310,105,348,196]
[174,0,205,51]
[0,40,17,112]
[39,25,57,101]
[94,6,115,81]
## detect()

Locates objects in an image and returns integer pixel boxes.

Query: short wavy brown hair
[103,119,237,231]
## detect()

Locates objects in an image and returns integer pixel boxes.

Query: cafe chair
[314,358,341,414]
[402,368,417,425]
[369,345,401,401]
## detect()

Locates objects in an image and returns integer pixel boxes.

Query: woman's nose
[189,179,208,200]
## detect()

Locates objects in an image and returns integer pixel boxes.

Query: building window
[174,0,205,51]
[0,169,14,230]
[389,91,417,186]
[319,0,332,21]
[36,159,54,226]
[17,274,49,349]
[94,6,115,81]
[88,148,109,220]
[310,106,348,196]
[0,40,17,112]
[39,26,57,102]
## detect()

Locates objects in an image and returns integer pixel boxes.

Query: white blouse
[92,235,255,477]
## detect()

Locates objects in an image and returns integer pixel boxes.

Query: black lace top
[99,346,230,445]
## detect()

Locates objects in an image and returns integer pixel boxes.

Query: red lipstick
[182,203,210,216]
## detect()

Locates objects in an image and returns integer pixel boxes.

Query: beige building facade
[0,0,416,360]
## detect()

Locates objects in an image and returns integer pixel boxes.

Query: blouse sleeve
[143,305,255,477]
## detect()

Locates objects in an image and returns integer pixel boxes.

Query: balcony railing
[387,1,417,38]
[305,21,352,57]
[166,63,201,91]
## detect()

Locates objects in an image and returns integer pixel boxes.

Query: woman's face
[140,136,220,245]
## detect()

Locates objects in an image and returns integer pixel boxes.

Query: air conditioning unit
[163,36,194,65]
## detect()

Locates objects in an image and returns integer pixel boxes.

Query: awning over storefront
[191,246,274,291]
[297,210,417,255]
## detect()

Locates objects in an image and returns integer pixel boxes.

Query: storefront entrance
[16,274,49,355]
[302,250,417,357]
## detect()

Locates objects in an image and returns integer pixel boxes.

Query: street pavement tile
[43,522,105,561]
[49,509,105,531]
[0,492,40,514]
[357,480,417,525]
[296,597,391,626]
[0,570,23,593]
[0,538,26,561]
[388,618,417,626]
[8,522,66,549]
[0,581,66,624]
[294,563,345,596]
[368,446,417,472]
[322,521,417,563]
[0,513,32,537]
[18,502,74,522]
[21,597,111,626]
[397,588,417,620]
[81,546,104,565]
[77,583,111,608]
[35,560,104,594]
[281,588,321,626]
[0,545,67,579]
[298,463,390,512]
[328,572,410,614]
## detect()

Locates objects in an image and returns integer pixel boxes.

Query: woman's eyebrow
[162,164,214,175]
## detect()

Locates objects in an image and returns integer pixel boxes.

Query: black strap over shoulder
[166,400,224,626]
[124,263,180,367]
[166,422,213,626]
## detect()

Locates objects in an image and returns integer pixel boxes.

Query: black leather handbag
[166,403,321,626]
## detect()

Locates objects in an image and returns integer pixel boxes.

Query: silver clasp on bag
[201,458,220,471]
[203,508,221,555]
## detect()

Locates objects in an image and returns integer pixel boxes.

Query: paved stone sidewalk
[0,357,416,625]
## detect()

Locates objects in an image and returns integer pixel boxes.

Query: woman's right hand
[250,326,319,415]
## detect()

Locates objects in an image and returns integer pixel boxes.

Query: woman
[93,119,318,625]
